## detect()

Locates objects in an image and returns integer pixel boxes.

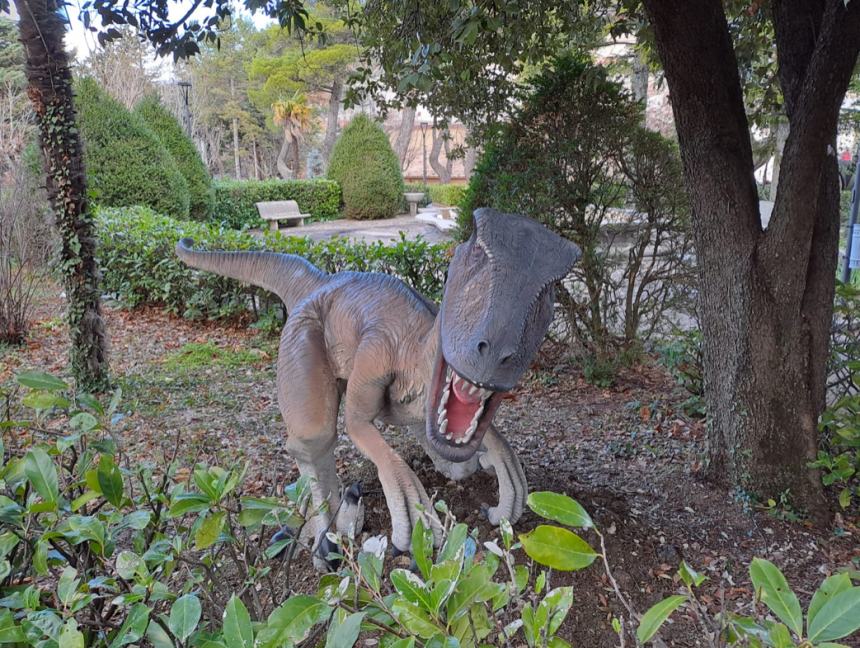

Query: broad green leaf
[637,595,687,643]
[115,551,143,580]
[540,587,574,636]
[58,619,84,648]
[439,523,468,562]
[257,595,329,647]
[97,455,123,507]
[168,594,201,643]
[678,561,707,588]
[23,391,69,410]
[749,558,802,637]
[390,568,433,610]
[24,448,58,503]
[57,567,79,608]
[324,612,364,648]
[223,594,253,648]
[108,603,149,648]
[808,573,853,630]
[120,510,152,530]
[391,599,439,639]
[69,412,99,432]
[767,622,793,648]
[16,371,68,391]
[519,525,597,571]
[527,492,593,528]
[808,587,860,642]
[195,511,226,549]
[388,639,416,648]
[168,493,211,517]
[412,517,433,579]
[145,621,174,648]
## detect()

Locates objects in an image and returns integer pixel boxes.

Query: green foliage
[658,328,706,418]
[134,95,213,221]
[427,183,465,207]
[162,342,264,371]
[460,55,692,364]
[95,206,448,321]
[74,77,189,219]
[211,178,341,228]
[3,377,859,646]
[327,114,405,220]
[812,282,860,510]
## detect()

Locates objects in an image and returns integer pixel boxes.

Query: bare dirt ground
[3,289,859,646]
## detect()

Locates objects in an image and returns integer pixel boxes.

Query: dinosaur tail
[176,238,328,312]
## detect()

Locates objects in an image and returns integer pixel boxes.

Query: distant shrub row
[210,178,341,229]
[428,183,466,207]
[75,78,212,221]
[96,206,449,321]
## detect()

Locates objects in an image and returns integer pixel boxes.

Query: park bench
[255,200,310,231]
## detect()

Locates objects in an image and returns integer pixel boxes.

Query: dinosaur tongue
[446,374,486,440]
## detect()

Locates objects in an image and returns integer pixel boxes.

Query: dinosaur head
[426,208,581,462]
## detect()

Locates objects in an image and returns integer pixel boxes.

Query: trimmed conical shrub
[135,95,213,221]
[75,77,190,219]
[327,114,404,220]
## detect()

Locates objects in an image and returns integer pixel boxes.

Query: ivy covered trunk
[643,0,859,517]
[15,0,109,391]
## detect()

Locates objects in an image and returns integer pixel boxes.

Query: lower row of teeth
[437,368,490,445]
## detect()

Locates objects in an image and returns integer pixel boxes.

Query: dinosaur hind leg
[278,317,363,568]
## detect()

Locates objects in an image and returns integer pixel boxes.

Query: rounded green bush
[327,114,404,220]
[134,95,213,220]
[75,77,190,219]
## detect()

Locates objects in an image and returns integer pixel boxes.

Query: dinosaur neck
[419,314,442,386]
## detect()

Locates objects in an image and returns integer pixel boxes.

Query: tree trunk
[428,127,453,183]
[768,119,789,201]
[276,132,291,179]
[464,144,478,179]
[396,105,416,166]
[630,51,649,107]
[252,138,260,180]
[14,0,109,391]
[642,0,860,516]
[230,77,241,179]
[291,133,301,179]
[322,77,342,164]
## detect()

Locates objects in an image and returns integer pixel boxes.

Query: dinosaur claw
[390,544,409,559]
[480,503,491,520]
[345,481,363,505]
[316,533,342,570]
[269,526,295,559]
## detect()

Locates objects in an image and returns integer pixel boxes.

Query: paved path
[272,214,454,245]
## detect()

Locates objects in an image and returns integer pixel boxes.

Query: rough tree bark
[14,0,109,391]
[642,0,859,516]
[428,127,453,183]
[396,105,416,166]
[230,77,241,179]
[322,77,342,164]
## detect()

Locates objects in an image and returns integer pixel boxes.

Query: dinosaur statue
[176,208,580,563]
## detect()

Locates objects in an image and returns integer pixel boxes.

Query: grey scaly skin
[176,209,580,566]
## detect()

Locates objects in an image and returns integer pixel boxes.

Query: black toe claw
[345,482,363,505]
[391,544,409,559]
[269,526,295,559]
[316,533,342,570]
[480,503,491,519]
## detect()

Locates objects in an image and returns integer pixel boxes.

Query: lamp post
[420,118,429,187]
[177,80,192,137]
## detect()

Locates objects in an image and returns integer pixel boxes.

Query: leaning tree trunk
[14,0,109,391]
[322,77,342,164]
[276,132,291,179]
[291,133,301,179]
[396,105,416,166]
[642,0,860,518]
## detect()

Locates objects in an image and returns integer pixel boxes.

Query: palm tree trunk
[14,0,109,391]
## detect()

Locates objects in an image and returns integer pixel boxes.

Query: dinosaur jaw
[426,349,505,462]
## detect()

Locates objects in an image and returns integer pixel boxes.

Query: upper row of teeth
[437,368,492,445]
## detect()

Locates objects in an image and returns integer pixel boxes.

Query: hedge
[75,77,190,219]
[328,114,405,220]
[96,206,449,321]
[210,179,342,229]
[134,95,213,221]
[428,183,466,207]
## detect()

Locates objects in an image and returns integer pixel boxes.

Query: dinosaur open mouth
[426,351,505,462]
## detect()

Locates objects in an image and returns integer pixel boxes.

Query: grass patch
[162,341,268,371]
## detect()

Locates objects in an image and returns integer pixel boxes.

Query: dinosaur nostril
[477,340,490,356]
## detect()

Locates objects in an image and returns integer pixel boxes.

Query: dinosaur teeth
[468,383,478,396]
[440,419,448,436]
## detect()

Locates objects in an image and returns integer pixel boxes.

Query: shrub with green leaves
[2,370,859,646]
[327,114,405,220]
[74,77,190,219]
[428,183,466,207]
[134,95,213,221]
[210,178,341,229]
[95,206,448,321]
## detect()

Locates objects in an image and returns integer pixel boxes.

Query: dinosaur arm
[344,343,442,550]
[479,424,528,525]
